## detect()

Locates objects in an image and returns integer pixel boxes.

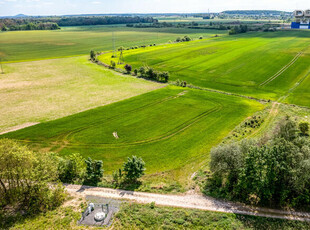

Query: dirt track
[65,184,310,222]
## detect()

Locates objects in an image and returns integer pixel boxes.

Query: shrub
[110,60,116,69]
[58,153,86,184]
[123,156,145,183]
[183,35,191,41]
[90,50,96,61]
[134,69,138,76]
[139,66,146,76]
[84,157,104,186]
[299,122,309,136]
[124,64,132,74]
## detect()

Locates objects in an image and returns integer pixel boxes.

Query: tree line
[206,117,310,209]
[0,16,156,31]
[1,20,60,31]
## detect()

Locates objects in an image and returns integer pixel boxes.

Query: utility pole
[112,31,117,57]
[0,58,3,74]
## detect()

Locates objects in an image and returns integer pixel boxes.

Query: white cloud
[92,1,102,4]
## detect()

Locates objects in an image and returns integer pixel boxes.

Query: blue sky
[0,0,308,16]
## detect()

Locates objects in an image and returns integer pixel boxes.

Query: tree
[206,119,310,209]
[90,50,96,61]
[123,156,145,182]
[146,67,154,79]
[139,66,146,76]
[176,37,181,42]
[110,60,116,69]
[276,116,298,141]
[124,64,132,74]
[299,122,309,136]
[183,35,191,41]
[0,139,65,213]
[1,26,8,31]
[84,157,104,186]
[134,69,138,76]
[58,153,86,184]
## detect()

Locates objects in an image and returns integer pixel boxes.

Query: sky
[0,0,308,16]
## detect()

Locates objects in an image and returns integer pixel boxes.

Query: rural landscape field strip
[0,27,227,62]
[99,30,310,102]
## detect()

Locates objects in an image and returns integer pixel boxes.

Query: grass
[7,199,310,229]
[1,86,263,188]
[113,202,310,230]
[0,56,161,133]
[0,26,227,62]
[98,30,310,104]
[156,16,283,23]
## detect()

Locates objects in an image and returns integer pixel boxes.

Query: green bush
[123,156,146,183]
[90,50,96,61]
[58,153,86,184]
[299,121,309,136]
[83,157,104,186]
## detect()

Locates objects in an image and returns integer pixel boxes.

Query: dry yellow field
[0,56,162,133]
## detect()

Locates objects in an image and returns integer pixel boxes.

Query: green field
[1,86,263,186]
[0,26,226,62]
[156,16,282,24]
[99,30,310,105]
[0,56,161,133]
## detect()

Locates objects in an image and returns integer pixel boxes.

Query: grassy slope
[2,86,263,186]
[282,45,310,107]
[0,26,226,62]
[99,30,310,103]
[0,56,161,133]
[113,203,310,230]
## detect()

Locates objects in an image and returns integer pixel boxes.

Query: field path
[246,102,280,139]
[65,184,310,222]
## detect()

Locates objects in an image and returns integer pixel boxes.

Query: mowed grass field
[0,26,226,62]
[0,56,162,133]
[1,86,264,186]
[99,30,310,105]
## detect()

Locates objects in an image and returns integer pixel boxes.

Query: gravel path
[65,184,310,222]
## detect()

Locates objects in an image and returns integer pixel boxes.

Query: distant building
[291,10,310,29]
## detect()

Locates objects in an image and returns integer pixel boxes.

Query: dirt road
[65,184,310,222]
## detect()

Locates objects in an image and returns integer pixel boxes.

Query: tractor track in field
[278,68,310,103]
[17,91,223,149]
[65,184,310,222]
[58,105,222,148]
[17,91,187,142]
[21,105,221,149]
[259,46,310,87]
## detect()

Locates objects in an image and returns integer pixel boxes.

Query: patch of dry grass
[0,56,162,133]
